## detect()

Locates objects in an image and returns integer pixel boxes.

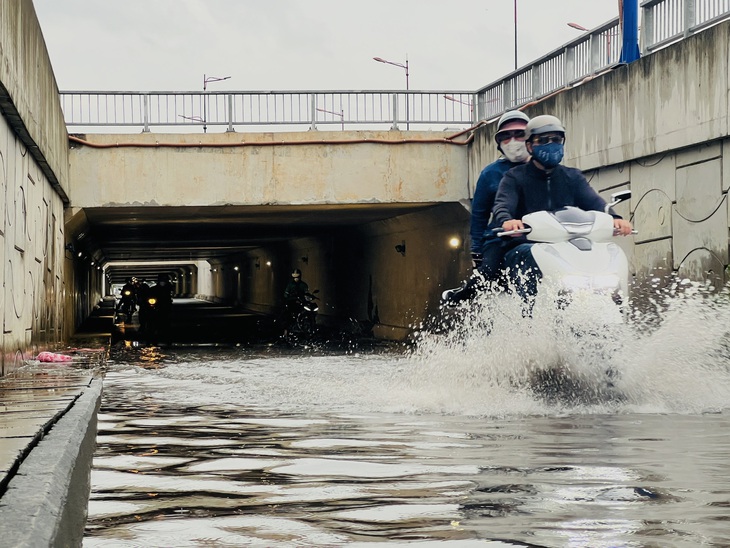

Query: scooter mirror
[605,190,632,212]
[610,190,631,203]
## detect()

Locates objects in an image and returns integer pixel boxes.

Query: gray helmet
[525,115,565,140]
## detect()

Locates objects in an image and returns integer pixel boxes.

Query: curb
[0,377,102,547]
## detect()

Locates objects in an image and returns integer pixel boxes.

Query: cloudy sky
[32,0,620,92]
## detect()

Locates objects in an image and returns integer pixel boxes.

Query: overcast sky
[32,0,620,92]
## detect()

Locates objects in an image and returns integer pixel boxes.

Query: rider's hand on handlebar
[613,218,633,236]
[502,219,524,235]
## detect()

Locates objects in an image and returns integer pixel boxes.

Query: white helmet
[496,110,530,132]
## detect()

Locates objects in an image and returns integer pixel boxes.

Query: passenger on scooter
[441,110,531,304]
[470,110,531,269]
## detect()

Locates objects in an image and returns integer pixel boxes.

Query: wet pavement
[0,299,111,502]
[0,294,367,507]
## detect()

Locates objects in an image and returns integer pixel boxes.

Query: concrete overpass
[2,0,730,371]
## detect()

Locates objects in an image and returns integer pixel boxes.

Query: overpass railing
[61,0,729,133]
[474,0,730,121]
[60,90,477,133]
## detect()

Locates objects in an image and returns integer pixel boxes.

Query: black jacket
[492,161,618,225]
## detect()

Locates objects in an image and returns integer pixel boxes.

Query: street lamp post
[373,56,409,129]
[513,0,518,70]
[202,74,231,133]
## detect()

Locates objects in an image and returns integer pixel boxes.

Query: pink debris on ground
[36,351,74,363]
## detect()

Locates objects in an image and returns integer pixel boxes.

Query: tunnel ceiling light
[449,237,461,249]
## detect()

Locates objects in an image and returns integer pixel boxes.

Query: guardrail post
[641,2,654,54]
[391,93,399,130]
[226,94,234,132]
[142,93,150,133]
[504,79,514,112]
[684,0,696,37]
[589,32,600,73]
[310,94,317,130]
[531,64,541,102]
[564,46,575,84]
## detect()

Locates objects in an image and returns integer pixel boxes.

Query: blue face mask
[531,142,564,168]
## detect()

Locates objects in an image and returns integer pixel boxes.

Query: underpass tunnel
[64,202,472,342]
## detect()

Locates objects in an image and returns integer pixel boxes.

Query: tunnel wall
[207,203,471,341]
[0,0,74,374]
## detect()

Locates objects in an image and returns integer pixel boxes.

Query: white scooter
[496,190,633,316]
[493,190,634,403]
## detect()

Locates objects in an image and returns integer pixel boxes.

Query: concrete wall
[0,0,74,374]
[69,131,469,207]
[470,19,730,292]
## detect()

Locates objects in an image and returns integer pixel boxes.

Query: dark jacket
[470,158,523,253]
[492,161,618,225]
[284,279,309,303]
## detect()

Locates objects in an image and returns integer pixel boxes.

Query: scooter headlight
[561,274,620,290]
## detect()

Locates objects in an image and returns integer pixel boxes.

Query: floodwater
[83,283,730,547]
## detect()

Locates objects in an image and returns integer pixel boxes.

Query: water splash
[407,278,730,415]
[109,279,730,419]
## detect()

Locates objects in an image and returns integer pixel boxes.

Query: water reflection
[85,284,730,547]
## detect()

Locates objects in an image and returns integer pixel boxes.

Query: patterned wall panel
[675,157,723,221]
[626,152,676,207]
[633,189,673,243]
[633,239,673,285]
[672,195,728,280]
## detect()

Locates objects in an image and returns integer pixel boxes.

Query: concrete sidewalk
[0,300,112,546]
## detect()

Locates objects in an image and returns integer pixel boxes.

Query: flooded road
[84,288,730,547]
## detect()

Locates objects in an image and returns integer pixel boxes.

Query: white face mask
[501,139,530,163]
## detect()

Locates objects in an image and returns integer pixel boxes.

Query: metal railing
[60,0,729,133]
[60,90,477,133]
[473,0,730,121]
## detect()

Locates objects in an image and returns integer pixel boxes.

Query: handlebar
[496,228,532,237]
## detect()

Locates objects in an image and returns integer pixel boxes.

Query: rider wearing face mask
[442,114,632,305]
[441,111,530,304]
[469,110,531,269]
[493,114,633,235]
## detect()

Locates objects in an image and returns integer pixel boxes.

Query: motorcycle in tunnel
[115,280,137,323]
[138,275,174,342]
[284,289,320,338]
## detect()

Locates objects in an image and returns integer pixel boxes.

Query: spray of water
[116,278,730,418]
[404,278,730,415]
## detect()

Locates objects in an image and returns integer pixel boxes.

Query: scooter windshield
[550,207,596,235]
